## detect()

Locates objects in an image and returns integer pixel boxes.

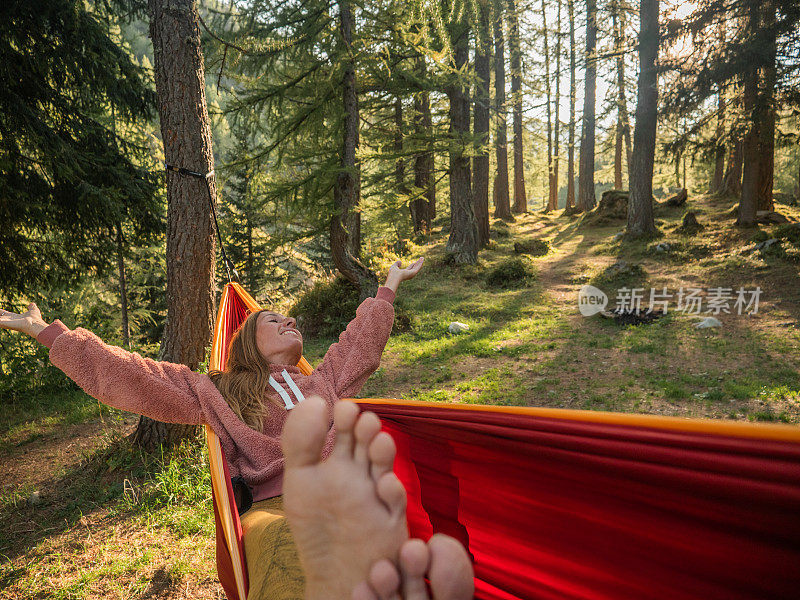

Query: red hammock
[209,282,800,600]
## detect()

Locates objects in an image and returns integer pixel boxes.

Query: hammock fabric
[208,282,800,600]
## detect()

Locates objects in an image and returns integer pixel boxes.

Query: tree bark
[709,21,727,194]
[508,0,527,213]
[413,57,434,232]
[577,0,597,212]
[473,0,491,246]
[395,96,411,233]
[626,0,659,237]
[134,0,215,451]
[541,0,554,212]
[757,0,776,213]
[710,87,726,193]
[566,0,576,210]
[552,0,562,209]
[332,0,377,298]
[493,0,512,220]
[612,0,631,190]
[722,132,743,197]
[446,19,479,263]
[738,0,763,227]
[115,222,130,350]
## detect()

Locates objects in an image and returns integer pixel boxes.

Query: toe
[331,400,360,459]
[353,411,382,466]
[352,581,379,600]
[428,534,474,600]
[376,472,407,516]
[366,559,402,600]
[368,431,397,483]
[399,539,431,600]
[282,396,329,468]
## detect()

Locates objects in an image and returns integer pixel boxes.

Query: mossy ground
[3,194,799,598]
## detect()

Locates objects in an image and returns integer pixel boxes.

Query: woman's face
[255,311,303,366]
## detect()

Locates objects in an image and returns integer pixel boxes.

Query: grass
[3,195,800,598]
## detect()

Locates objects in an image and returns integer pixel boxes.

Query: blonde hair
[208,309,274,432]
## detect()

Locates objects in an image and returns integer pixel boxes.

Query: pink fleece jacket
[38,287,396,500]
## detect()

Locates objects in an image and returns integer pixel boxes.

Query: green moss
[485,258,537,289]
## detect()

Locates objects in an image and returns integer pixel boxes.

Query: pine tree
[565,0,577,210]
[626,0,659,237]
[493,0,513,220]
[508,0,527,213]
[0,1,160,302]
[132,0,216,451]
[474,0,492,245]
[445,7,479,263]
[577,0,598,212]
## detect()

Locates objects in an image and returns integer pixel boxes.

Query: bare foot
[352,535,475,600]
[282,396,409,599]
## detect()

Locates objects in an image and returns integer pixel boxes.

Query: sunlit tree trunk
[493,0,512,219]
[134,0,214,451]
[757,0,776,212]
[709,21,727,194]
[612,0,631,190]
[566,0,576,210]
[553,0,562,210]
[626,0,659,237]
[577,0,597,212]
[332,0,377,297]
[474,0,491,245]
[446,18,479,263]
[710,87,726,193]
[541,0,554,212]
[509,0,527,213]
[413,57,434,231]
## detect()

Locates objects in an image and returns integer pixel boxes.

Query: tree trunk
[413,57,434,232]
[134,0,215,451]
[710,87,726,193]
[626,0,659,237]
[493,0,512,220]
[709,21,726,194]
[757,0,776,213]
[552,0,562,209]
[738,1,762,227]
[541,0,554,212]
[446,19,479,263]
[612,0,631,190]
[332,0,377,298]
[395,96,411,233]
[566,0,576,210]
[508,0,527,213]
[722,133,743,197]
[115,222,130,350]
[577,0,597,212]
[473,0,491,245]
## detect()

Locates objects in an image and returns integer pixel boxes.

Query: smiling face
[255,310,303,366]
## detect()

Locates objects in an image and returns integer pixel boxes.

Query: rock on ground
[448,321,470,334]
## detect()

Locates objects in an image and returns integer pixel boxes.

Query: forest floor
[2,192,800,599]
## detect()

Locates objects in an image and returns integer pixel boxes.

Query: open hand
[385,258,424,293]
[0,303,49,338]
[388,257,424,282]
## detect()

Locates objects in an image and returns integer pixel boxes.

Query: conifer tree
[577,0,598,212]
[474,0,492,244]
[0,1,160,301]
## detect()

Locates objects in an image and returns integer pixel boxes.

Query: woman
[0,257,424,600]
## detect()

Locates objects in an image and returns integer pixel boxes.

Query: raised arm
[313,258,423,398]
[1,303,206,425]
